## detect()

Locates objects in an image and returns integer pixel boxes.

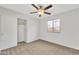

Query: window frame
[47,19,60,33]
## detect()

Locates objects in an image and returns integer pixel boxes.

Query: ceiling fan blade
[44,12,51,15]
[44,5,52,10]
[30,12,37,14]
[32,4,38,10]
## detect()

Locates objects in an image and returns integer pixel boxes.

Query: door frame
[17,18,27,44]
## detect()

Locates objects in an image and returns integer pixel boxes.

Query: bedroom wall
[40,8,79,50]
[0,5,79,50]
[0,6,39,50]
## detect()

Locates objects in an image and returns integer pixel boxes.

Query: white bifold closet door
[17,19,26,42]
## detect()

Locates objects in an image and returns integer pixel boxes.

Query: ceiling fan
[30,4,53,17]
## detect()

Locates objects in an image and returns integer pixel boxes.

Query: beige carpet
[1,40,79,55]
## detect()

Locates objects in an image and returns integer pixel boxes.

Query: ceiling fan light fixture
[37,9,44,16]
[31,4,53,17]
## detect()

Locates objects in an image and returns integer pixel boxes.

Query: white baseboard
[39,37,79,51]
[26,38,39,43]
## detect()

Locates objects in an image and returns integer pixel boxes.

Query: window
[48,19,60,33]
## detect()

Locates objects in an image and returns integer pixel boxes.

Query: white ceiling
[0,4,79,19]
